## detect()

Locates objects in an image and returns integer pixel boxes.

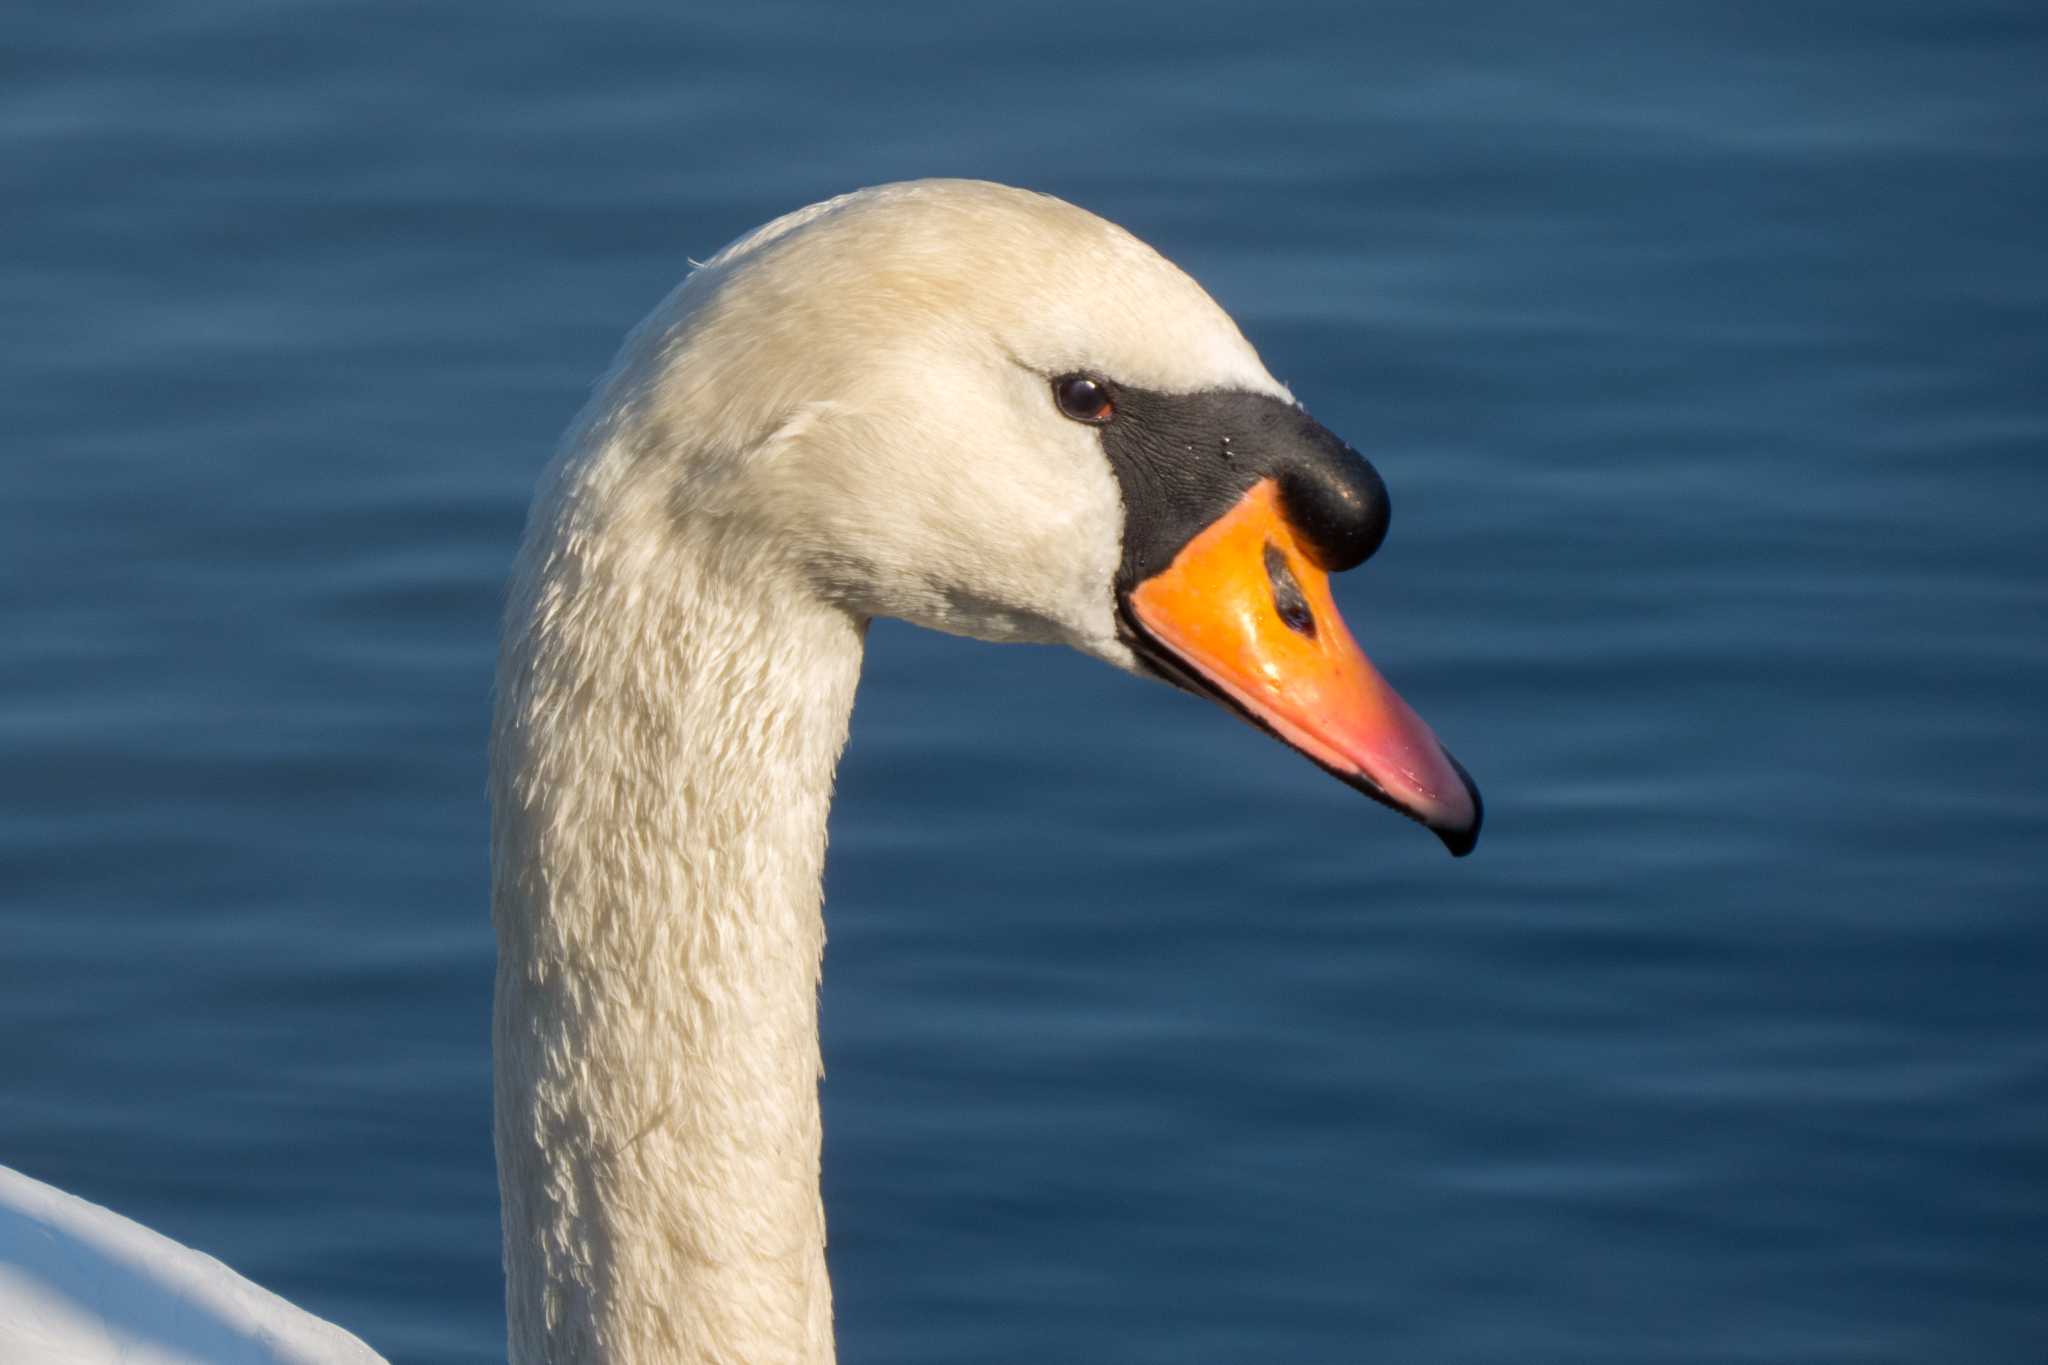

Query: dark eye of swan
[1052,374,1115,424]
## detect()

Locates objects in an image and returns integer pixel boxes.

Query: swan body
[3,180,1479,1365]
[0,1163,383,1365]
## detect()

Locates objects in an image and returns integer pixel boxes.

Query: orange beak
[1123,479,1482,855]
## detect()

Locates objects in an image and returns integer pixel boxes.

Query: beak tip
[1430,753,1484,858]
[1433,821,1480,858]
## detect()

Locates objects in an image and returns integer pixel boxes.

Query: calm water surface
[4,3,2045,1362]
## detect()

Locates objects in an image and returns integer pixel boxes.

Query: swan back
[0,1163,384,1365]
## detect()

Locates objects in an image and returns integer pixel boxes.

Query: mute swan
[1,179,1479,1365]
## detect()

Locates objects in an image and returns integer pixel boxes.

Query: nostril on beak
[1263,543,1318,639]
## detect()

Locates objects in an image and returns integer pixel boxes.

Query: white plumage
[0,1163,383,1365]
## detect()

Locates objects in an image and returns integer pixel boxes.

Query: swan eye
[1052,374,1115,424]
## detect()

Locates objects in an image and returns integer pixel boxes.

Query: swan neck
[491,470,862,1365]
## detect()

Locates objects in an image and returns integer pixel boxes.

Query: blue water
[4,2,2045,1361]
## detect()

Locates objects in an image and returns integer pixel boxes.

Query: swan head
[608,180,1480,855]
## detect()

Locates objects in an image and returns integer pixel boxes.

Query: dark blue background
[4,2,2044,1361]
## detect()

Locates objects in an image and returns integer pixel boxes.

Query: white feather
[0,1164,383,1365]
